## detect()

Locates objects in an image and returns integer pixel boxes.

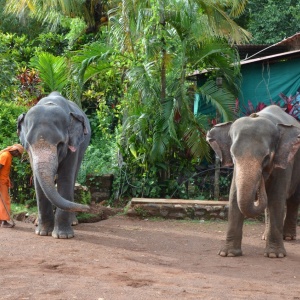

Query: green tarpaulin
[240,57,300,108]
[195,57,300,120]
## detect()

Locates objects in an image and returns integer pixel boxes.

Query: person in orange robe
[0,144,24,228]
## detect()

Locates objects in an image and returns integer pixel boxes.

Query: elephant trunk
[30,142,89,212]
[235,163,267,218]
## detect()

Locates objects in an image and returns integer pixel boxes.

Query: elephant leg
[219,186,244,257]
[35,178,54,236]
[52,154,78,239]
[69,147,86,227]
[283,194,299,240]
[264,193,286,258]
[53,208,74,239]
[52,185,74,238]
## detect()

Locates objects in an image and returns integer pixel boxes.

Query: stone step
[128,198,230,220]
[131,198,228,205]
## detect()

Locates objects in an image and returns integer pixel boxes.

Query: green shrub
[33,32,68,56]
[0,100,26,146]
[77,137,118,185]
[0,35,19,100]
[0,101,34,204]
[0,33,35,65]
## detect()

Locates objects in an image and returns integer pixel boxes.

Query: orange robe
[0,151,12,221]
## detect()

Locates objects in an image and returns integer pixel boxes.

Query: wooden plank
[131,198,228,205]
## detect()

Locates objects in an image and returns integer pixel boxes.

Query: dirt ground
[0,213,299,300]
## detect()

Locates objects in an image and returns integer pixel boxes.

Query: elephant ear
[274,124,300,169]
[17,113,26,136]
[68,112,89,152]
[17,113,27,147]
[206,122,233,167]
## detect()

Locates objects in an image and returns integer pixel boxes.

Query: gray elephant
[206,105,300,258]
[17,92,91,239]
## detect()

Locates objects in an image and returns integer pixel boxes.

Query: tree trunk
[159,0,166,102]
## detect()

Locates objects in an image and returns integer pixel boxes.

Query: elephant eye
[262,154,271,168]
[57,141,65,150]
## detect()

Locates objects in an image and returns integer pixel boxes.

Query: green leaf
[30,52,68,93]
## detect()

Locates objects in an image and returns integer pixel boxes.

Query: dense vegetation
[236,0,300,44]
[0,0,298,206]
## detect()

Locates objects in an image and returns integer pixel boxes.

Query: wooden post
[214,77,222,200]
[214,155,220,200]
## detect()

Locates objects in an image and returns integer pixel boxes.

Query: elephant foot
[283,233,296,241]
[52,227,74,239]
[264,246,286,258]
[71,216,79,226]
[35,226,53,236]
[283,226,296,241]
[218,246,242,257]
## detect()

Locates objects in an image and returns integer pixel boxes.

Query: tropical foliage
[240,91,300,121]
[105,0,250,198]
[2,0,296,203]
[4,0,110,33]
[236,0,300,44]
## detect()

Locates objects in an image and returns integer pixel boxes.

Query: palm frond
[68,42,113,100]
[30,52,68,93]
[226,0,248,18]
[126,62,161,102]
[150,128,170,161]
[198,80,236,122]
[195,0,251,44]
[184,124,210,160]
[5,0,92,29]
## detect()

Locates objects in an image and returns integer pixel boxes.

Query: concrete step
[131,198,228,205]
[128,198,229,220]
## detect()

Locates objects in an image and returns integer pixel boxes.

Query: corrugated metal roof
[237,45,288,60]
[275,32,300,48]
[237,32,300,59]
[188,49,300,78]
[188,33,300,79]
[240,49,300,65]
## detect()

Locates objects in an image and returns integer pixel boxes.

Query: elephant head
[17,101,90,212]
[206,114,300,218]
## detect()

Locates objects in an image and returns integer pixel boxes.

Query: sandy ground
[0,215,299,300]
